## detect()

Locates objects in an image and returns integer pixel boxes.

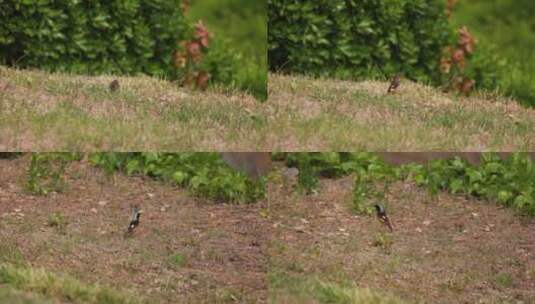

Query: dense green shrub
[285,152,390,193]
[268,0,453,83]
[0,0,190,77]
[268,0,511,97]
[89,153,266,204]
[0,0,247,94]
[283,152,535,216]
[404,154,535,216]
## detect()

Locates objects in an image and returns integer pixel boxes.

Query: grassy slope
[188,0,267,100]
[2,67,535,151]
[0,66,272,151]
[268,74,535,151]
[451,0,535,107]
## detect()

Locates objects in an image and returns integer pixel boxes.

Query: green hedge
[268,0,453,83]
[89,153,266,204]
[0,0,192,77]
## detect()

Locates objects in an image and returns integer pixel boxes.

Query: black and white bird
[374,203,393,232]
[127,205,142,233]
[387,74,400,94]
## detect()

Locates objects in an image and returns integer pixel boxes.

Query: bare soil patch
[268,73,535,151]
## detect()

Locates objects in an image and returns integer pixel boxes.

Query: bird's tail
[380,215,394,232]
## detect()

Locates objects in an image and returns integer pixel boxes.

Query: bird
[374,203,393,232]
[127,205,142,233]
[109,79,120,92]
[387,74,400,94]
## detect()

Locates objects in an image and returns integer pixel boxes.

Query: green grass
[0,287,54,304]
[188,0,267,100]
[495,273,513,288]
[47,212,67,232]
[0,66,270,150]
[0,264,139,304]
[268,74,535,150]
[167,253,187,268]
[0,241,138,304]
[451,0,535,107]
[269,270,407,304]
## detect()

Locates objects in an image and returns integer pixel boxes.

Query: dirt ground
[0,156,269,303]
[267,176,535,304]
[1,156,534,303]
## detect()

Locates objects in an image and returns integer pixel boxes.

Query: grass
[0,287,53,304]
[268,73,535,150]
[188,0,267,100]
[167,252,187,268]
[451,0,535,107]
[269,270,407,304]
[266,174,535,303]
[495,273,513,289]
[2,156,534,303]
[5,66,534,151]
[0,264,139,304]
[47,212,67,231]
[0,240,137,304]
[0,66,271,150]
[0,156,268,302]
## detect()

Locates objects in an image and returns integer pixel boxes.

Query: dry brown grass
[268,73,535,151]
[3,67,535,151]
[0,66,271,151]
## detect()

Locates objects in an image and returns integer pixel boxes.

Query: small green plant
[47,212,67,232]
[495,272,513,288]
[25,153,79,196]
[296,164,318,195]
[0,241,26,267]
[372,232,393,253]
[168,252,186,268]
[352,173,391,215]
